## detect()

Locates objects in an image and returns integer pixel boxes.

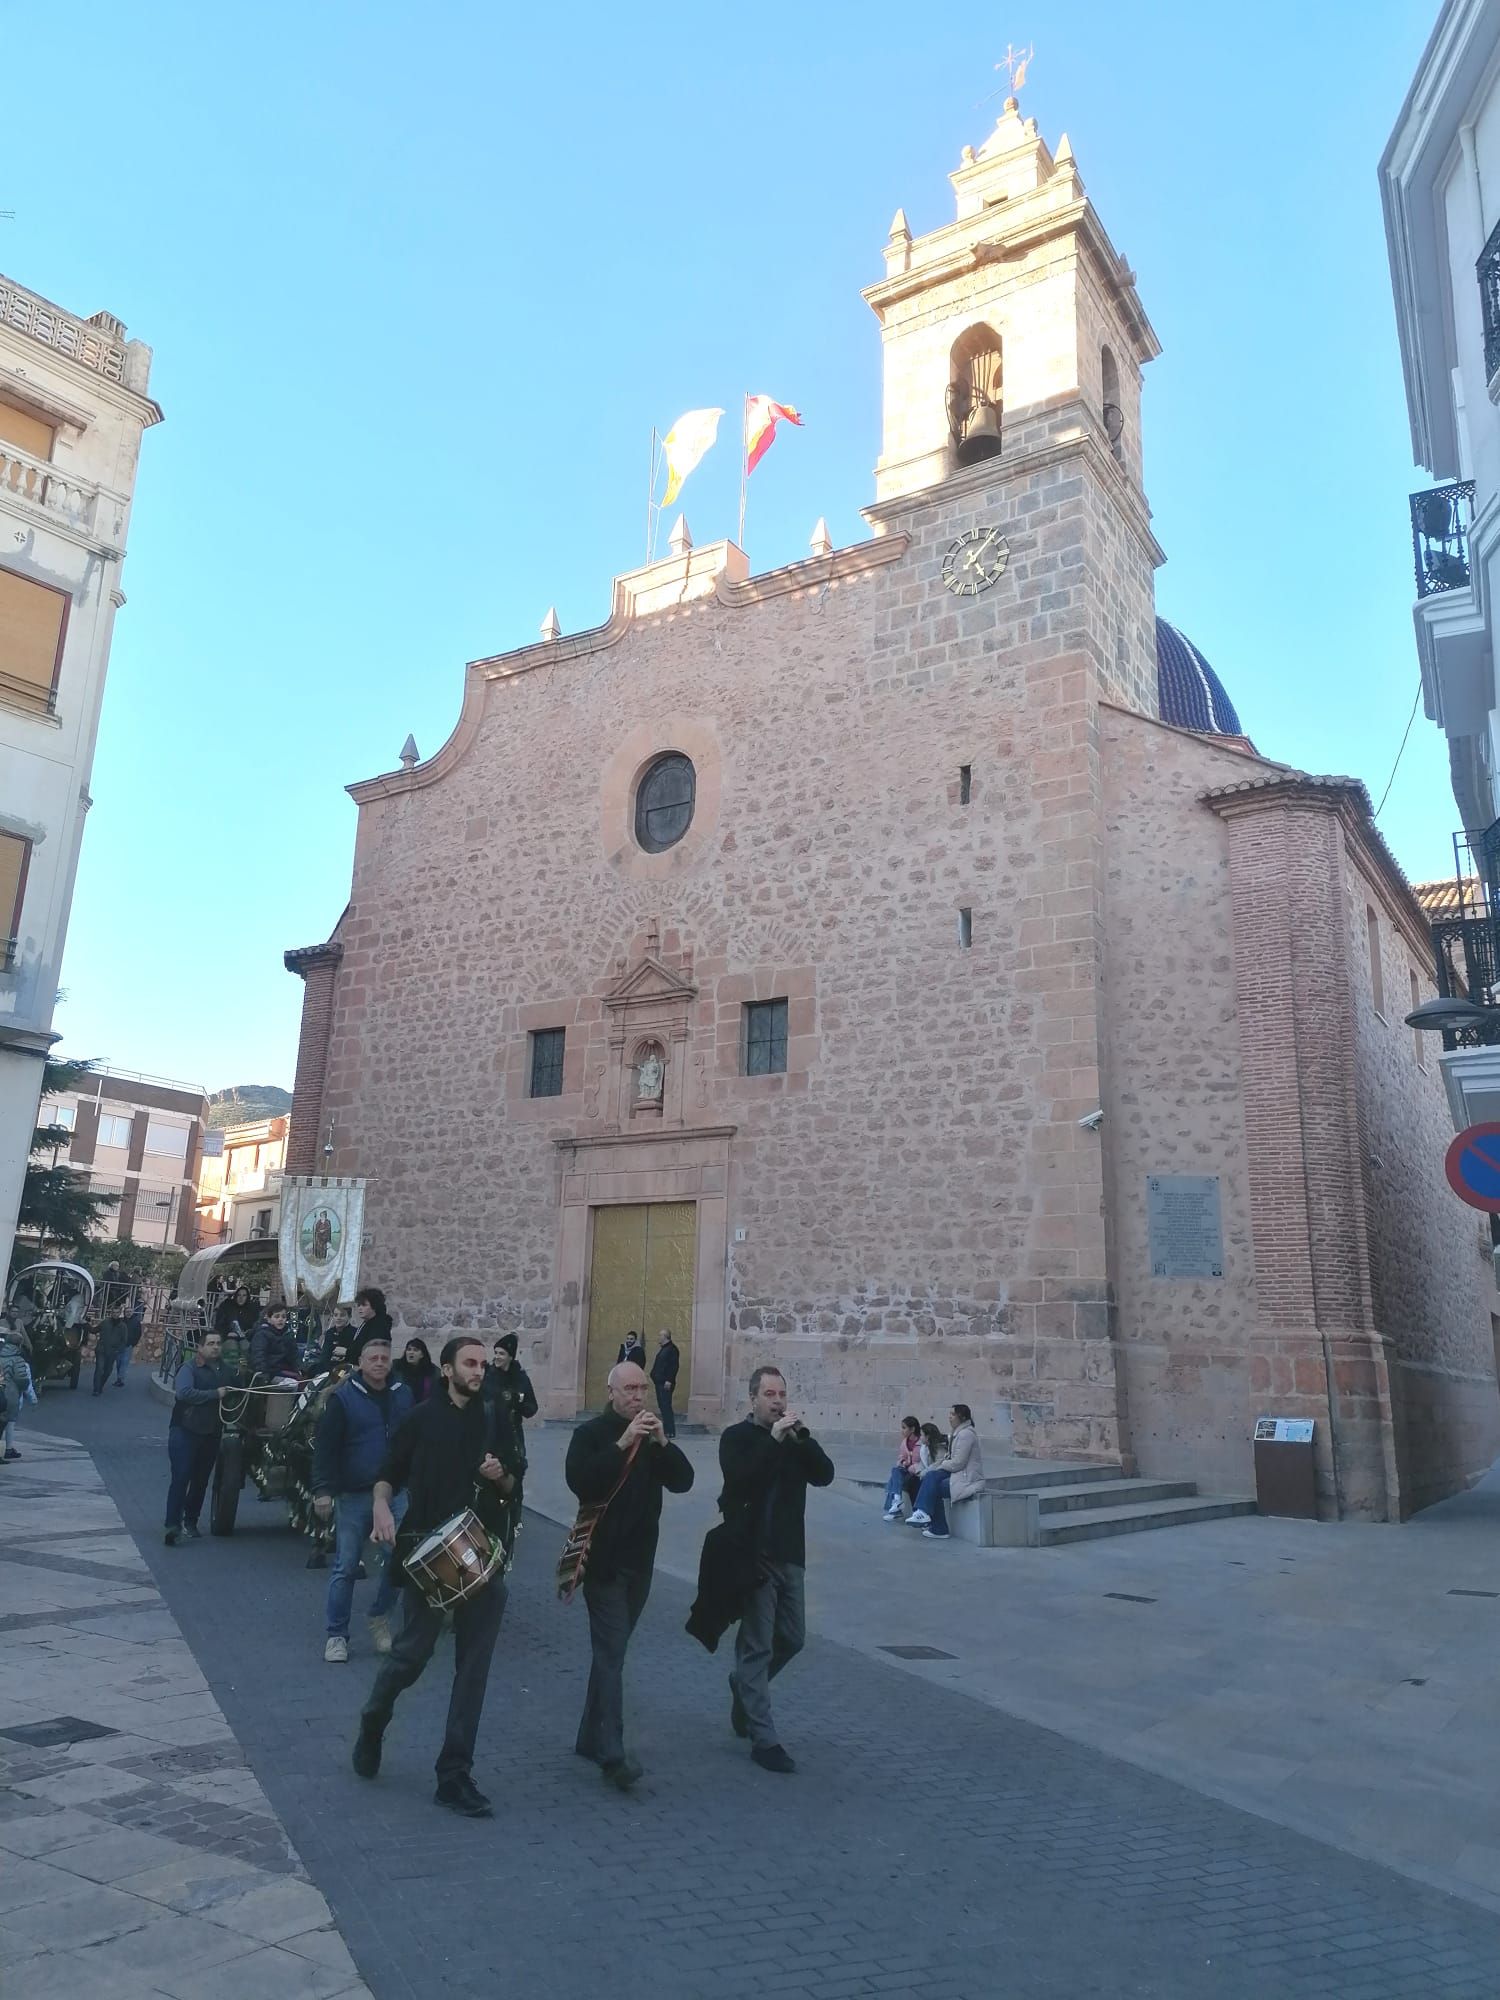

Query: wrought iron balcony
[1411,480,1475,598]
[1480,216,1500,381]
[1430,823,1500,1045]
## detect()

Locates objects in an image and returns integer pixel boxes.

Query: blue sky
[5,0,1446,1088]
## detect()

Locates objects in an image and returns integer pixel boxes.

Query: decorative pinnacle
[540,606,561,642]
[668,514,693,555]
[888,207,911,241]
[809,518,833,557]
[398,734,419,771]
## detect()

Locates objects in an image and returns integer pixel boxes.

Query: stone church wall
[1342,849,1500,1511]
[1099,707,1264,1494]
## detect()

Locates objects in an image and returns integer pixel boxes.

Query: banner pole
[646,428,659,562]
[737,394,748,553]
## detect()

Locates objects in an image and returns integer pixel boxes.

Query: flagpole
[646,428,659,563]
[737,393,748,553]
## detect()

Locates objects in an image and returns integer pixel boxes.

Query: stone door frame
[546,1125,734,1423]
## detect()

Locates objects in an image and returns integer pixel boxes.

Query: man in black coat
[615,1330,646,1368]
[719,1365,834,1775]
[649,1330,680,1438]
[565,1360,693,1790]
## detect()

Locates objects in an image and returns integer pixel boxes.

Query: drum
[404,1508,504,1611]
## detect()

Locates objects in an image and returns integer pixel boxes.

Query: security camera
[1078,1108,1104,1132]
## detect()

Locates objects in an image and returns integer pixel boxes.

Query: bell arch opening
[946,324,1003,466]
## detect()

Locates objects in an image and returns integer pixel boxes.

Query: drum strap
[555,1437,643,1604]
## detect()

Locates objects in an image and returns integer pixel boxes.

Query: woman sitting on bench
[907,1405,984,1541]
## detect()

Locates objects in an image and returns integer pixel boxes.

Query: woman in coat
[906,1405,984,1540]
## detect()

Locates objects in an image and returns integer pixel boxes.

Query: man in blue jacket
[311,1332,412,1663]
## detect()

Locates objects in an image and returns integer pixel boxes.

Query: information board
[1146,1174,1225,1279]
[1254,1416,1315,1443]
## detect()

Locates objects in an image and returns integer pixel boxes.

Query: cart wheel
[211,1436,245,1536]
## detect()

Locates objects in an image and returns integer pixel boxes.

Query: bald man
[564,1361,694,1789]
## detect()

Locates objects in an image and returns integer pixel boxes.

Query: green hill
[207,1084,292,1131]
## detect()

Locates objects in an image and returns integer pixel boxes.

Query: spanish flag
[660,408,723,508]
[745,395,803,475]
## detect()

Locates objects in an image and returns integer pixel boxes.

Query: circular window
[634,753,696,853]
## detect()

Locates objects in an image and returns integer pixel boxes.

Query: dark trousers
[165,1428,219,1529]
[576,1568,651,1769]
[731,1560,806,1750]
[361,1576,507,1782]
[93,1345,123,1395]
[655,1384,676,1438]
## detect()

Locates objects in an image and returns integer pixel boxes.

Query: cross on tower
[997,42,1034,93]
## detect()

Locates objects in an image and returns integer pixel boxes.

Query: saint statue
[637,1051,664,1101]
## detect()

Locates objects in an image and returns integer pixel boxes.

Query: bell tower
[863,98,1164,715]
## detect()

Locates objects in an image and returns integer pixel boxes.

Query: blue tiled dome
[1155,618,1243,737]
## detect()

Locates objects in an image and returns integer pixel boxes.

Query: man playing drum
[352,1334,520,1817]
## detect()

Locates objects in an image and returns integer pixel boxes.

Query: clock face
[942,527,1010,597]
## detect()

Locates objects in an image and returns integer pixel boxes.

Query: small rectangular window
[529,1027,566,1098]
[744,999,788,1076]
[959,907,973,949]
[98,1113,133,1149]
[0,830,31,963]
[44,1102,76,1131]
[959,764,972,805]
[1411,970,1425,1069]
[0,565,70,714]
[1366,907,1385,1018]
[0,396,56,463]
[145,1119,189,1160]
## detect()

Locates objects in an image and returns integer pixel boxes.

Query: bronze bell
[956,395,1003,464]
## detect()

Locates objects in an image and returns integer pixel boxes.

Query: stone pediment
[603,955,698,1014]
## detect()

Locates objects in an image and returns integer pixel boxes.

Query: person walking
[0,1314,32,1461]
[907,1404,985,1540]
[92,1300,131,1397]
[485,1333,537,1432]
[615,1330,646,1369]
[565,1361,693,1790]
[649,1330,680,1439]
[114,1297,146,1388]
[720,1366,834,1775]
[164,1329,229,1544]
[311,1331,413,1663]
[353,1335,521,1817]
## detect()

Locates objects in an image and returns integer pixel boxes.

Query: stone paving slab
[0,1431,374,2000]
[34,1376,1500,2000]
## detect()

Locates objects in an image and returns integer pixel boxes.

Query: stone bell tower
[863,96,1164,715]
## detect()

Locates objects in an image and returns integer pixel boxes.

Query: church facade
[286,103,1500,1518]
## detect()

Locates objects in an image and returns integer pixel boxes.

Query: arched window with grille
[1101,344,1124,461]
[946,324,1003,465]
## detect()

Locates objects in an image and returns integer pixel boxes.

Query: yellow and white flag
[660,407,724,507]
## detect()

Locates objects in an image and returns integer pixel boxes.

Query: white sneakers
[882,1504,902,1521]
[324,1636,349,1664]
[368,1615,393,1655]
[906,1509,931,1526]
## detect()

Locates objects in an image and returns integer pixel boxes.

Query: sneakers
[163,1528,179,1546]
[882,1504,902,1520]
[367,1614,393,1655]
[435,1774,493,1817]
[602,1756,643,1792]
[921,1528,950,1540]
[351,1720,383,1779]
[751,1744,797,1775]
[906,1509,931,1526]
[182,1524,202,1540]
[5,1448,21,1461]
[729,1675,749,1740]
[324,1636,349,1664]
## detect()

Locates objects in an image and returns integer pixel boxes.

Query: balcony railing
[1431,823,1500,1044]
[1411,481,1475,598]
[1480,217,1500,381]
[0,440,103,540]
[0,276,127,383]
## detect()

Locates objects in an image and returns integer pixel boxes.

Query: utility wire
[1373,681,1423,820]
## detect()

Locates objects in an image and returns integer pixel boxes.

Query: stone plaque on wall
[1146,1174,1224,1280]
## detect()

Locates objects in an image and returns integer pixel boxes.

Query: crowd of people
[157,1293,829,1815]
[878,1405,985,1538]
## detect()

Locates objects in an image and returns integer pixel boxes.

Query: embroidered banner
[279,1177,366,1304]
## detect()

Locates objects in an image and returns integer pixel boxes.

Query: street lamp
[1405,995,1500,1045]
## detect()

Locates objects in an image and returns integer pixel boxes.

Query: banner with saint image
[279,1176,366,1305]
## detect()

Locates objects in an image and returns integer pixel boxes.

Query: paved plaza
[7,1378,1500,1999]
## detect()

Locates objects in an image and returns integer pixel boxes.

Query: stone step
[987,1462,1123,1493]
[1034,1478,1200,1514]
[1036,1495,1257,1546]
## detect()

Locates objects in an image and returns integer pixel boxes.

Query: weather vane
[999,42,1034,94]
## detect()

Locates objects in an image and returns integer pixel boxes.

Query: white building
[0,275,161,1269]
[1382,0,1500,1132]
[35,1067,206,1254]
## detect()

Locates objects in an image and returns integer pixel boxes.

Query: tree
[11,1057,119,1272]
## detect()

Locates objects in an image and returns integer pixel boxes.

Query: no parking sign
[1443,1123,1500,1212]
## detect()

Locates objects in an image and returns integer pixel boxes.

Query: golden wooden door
[584,1202,696,1413]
